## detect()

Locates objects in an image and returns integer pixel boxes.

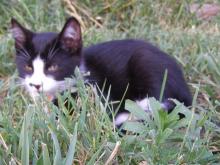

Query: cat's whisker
[19,47,28,54]
[48,46,57,59]
[54,80,77,92]
[22,48,31,58]
[16,49,28,57]
[16,83,26,88]
[17,48,31,59]
[14,77,24,82]
[58,80,75,87]
[48,39,57,55]
[86,79,98,84]
[15,81,26,86]
[16,54,28,59]
[14,81,26,88]
[47,45,55,59]
[48,39,59,60]
[48,48,59,60]
[14,77,26,85]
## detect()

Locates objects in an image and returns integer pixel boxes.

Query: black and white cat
[11,17,192,125]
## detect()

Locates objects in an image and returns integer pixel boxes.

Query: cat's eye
[24,65,33,72]
[48,65,58,72]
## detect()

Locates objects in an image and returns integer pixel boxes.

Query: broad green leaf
[123,121,146,134]
[125,99,150,120]
[158,128,173,144]
[149,97,162,129]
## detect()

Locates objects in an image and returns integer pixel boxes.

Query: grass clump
[0,70,219,164]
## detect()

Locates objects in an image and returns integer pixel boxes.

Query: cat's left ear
[59,17,82,53]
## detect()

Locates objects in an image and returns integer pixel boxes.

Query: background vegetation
[0,0,220,164]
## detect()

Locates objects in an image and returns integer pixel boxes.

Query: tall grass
[0,0,220,164]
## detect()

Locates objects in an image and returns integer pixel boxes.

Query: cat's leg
[114,112,131,127]
[136,98,152,112]
[114,98,177,127]
[114,98,152,127]
[136,97,177,112]
[161,99,176,112]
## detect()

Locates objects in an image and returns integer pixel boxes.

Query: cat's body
[83,39,191,107]
[11,17,192,125]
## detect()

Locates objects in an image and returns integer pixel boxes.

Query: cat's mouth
[28,88,60,101]
[25,78,77,100]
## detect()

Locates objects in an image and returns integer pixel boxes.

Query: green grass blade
[20,112,30,165]
[42,143,51,165]
[48,127,62,165]
[159,69,168,102]
[87,143,105,165]
[32,140,39,165]
[65,123,78,165]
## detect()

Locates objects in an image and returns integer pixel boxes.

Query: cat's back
[83,39,178,74]
[84,39,170,68]
[83,39,164,59]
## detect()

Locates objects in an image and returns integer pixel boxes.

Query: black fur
[11,17,192,113]
[84,39,192,111]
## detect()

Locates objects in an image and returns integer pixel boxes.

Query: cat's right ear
[11,18,32,49]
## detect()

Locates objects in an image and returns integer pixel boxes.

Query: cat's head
[11,17,82,98]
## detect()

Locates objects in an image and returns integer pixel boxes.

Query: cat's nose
[29,83,41,90]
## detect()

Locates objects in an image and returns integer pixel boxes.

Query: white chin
[29,91,40,99]
[27,88,54,99]
[29,91,56,102]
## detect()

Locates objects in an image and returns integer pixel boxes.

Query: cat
[11,17,192,126]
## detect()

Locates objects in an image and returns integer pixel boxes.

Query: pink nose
[29,83,41,90]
